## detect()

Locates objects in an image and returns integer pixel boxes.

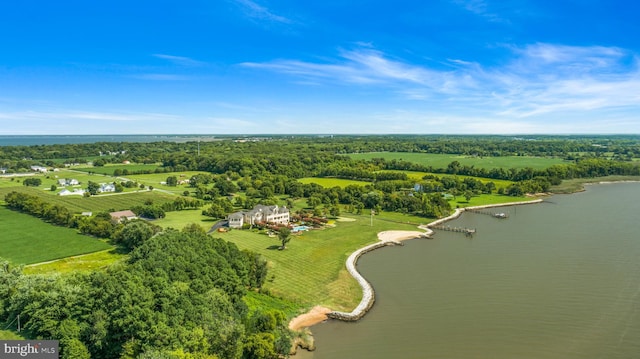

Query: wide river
[297,182,640,359]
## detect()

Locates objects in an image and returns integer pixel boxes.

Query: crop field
[298,177,372,188]
[74,163,164,175]
[348,152,566,170]
[0,186,178,213]
[0,206,112,264]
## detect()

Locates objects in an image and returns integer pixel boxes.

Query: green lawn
[298,177,372,188]
[155,209,216,232]
[348,152,566,170]
[216,216,420,311]
[0,206,113,265]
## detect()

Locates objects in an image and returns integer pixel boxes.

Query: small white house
[30,166,48,173]
[59,189,85,196]
[99,183,116,193]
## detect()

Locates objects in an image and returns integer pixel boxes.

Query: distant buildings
[58,178,80,186]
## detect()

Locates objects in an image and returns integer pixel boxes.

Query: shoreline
[289,198,545,332]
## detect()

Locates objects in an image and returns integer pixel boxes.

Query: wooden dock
[468,208,509,218]
[431,225,476,236]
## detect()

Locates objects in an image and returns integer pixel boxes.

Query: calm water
[0,135,225,146]
[299,182,640,359]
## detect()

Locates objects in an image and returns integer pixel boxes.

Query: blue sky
[1,0,639,135]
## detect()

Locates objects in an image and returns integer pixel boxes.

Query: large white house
[228,204,290,229]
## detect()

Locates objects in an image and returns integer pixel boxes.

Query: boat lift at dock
[468,208,509,219]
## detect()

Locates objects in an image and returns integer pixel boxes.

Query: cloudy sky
[1,0,639,135]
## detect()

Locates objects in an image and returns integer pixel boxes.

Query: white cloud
[451,0,505,22]
[152,54,205,67]
[241,43,640,133]
[231,0,292,24]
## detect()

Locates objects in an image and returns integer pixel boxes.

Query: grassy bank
[217,215,424,311]
[550,176,640,193]
[23,249,126,275]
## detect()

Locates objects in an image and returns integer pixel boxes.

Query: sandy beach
[288,306,333,331]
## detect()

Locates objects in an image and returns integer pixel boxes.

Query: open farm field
[379,170,515,187]
[217,216,420,311]
[0,206,112,264]
[0,186,178,213]
[348,152,566,170]
[298,177,371,188]
[74,163,164,175]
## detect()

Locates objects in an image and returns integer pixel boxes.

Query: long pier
[430,225,476,236]
[468,208,509,218]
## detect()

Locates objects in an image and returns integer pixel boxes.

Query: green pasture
[298,177,371,188]
[348,152,566,170]
[23,249,126,275]
[0,206,112,265]
[74,163,164,175]
[217,217,420,311]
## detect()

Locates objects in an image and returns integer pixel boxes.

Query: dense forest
[1,227,289,359]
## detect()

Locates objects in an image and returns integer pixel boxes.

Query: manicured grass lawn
[216,216,420,311]
[348,152,566,170]
[0,206,112,265]
[298,177,371,188]
[23,249,126,275]
[155,209,216,232]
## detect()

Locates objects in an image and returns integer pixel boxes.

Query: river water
[298,182,640,359]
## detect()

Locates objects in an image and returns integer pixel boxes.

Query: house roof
[110,210,137,219]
